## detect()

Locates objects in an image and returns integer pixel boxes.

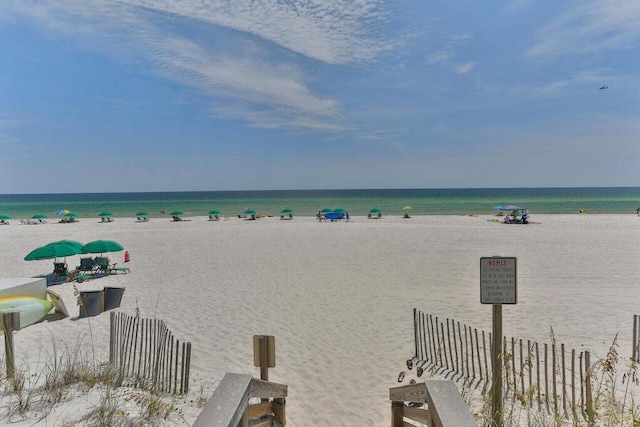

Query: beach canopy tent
[98,211,113,217]
[81,240,124,254]
[32,214,48,219]
[494,205,525,211]
[25,243,81,261]
[323,211,345,220]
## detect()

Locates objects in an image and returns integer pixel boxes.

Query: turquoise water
[0,188,638,218]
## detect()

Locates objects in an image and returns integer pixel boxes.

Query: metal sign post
[480,256,517,427]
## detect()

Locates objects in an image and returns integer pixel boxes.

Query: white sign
[480,257,517,304]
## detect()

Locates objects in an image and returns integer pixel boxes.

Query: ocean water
[0,187,638,218]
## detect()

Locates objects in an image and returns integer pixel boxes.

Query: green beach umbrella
[401,206,413,210]
[81,240,124,254]
[0,214,12,220]
[32,214,48,219]
[64,212,78,217]
[281,208,293,213]
[46,240,84,251]
[208,210,220,215]
[369,208,381,213]
[98,211,113,217]
[136,211,150,216]
[244,209,256,214]
[333,208,345,213]
[170,210,184,216]
[320,208,332,213]
[25,243,81,261]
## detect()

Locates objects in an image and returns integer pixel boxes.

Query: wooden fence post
[2,311,18,380]
[585,351,594,426]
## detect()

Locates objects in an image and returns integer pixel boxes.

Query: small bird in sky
[599,85,608,89]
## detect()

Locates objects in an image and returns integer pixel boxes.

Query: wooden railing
[193,373,287,427]
[389,380,476,427]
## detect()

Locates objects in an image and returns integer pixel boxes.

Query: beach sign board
[480,256,517,304]
[253,335,276,368]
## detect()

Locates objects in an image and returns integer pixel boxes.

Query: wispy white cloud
[527,1,640,58]
[111,0,392,65]
[427,51,451,65]
[455,62,474,75]
[426,32,473,75]
[3,0,394,131]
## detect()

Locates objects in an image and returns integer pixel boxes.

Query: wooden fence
[411,309,595,423]
[109,311,191,394]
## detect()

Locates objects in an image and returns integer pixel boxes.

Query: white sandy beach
[1,213,639,425]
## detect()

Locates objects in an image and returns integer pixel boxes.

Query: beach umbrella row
[5,207,416,221]
[24,239,124,261]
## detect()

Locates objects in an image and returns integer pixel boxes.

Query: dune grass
[0,334,186,426]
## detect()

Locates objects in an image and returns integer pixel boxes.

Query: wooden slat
[403,405,430,424]
[247,402,273,418]
[250,417,273,427]
[389,383,427,403]
[273,397,285,426]
[424,380,476,427]
[250,378,288,399]
[192,373,252,427]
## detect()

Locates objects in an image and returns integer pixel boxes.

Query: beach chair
[93,257,115,274]
[109,264,131,275]
[53,262,68,278]
[78,257,95,272]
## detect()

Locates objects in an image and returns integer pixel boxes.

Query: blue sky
[1,0,638,193]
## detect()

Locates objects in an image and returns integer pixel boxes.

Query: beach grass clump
[0,337,185,426]
[469,333,640,426]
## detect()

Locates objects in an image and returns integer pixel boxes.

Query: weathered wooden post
[2,311,20,380]
[481,256,518,427]
[254,335,275,381]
